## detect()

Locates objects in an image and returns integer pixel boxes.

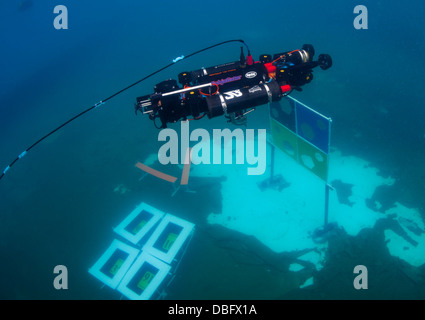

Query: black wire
[0,39,248,181]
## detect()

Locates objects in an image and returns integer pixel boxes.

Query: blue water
[1,0,425,299]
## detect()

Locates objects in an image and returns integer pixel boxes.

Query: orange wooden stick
[135,162,178,183]
[180,148,192,185]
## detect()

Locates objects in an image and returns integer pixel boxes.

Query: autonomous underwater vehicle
[0,40,332,181]
[135,43,332,128]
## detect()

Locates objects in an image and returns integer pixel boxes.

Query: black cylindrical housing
[185,90,203,118]
[191,61,241,81]
[154,79,179,94]
[178,72,192,85]
[273,49,311,66]
[193,63,269,92]
[205,80,282,118]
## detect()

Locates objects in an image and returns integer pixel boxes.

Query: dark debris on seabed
[280,221,425,299]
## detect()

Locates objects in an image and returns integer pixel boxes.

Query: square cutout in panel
[117,252,171,300]
[143,214,195,264]
[114,202,165,245]
[89,239,140,289]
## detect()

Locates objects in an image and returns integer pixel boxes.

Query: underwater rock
[331,179,354,206]
[310,222,341,244]
[398,217,424,237]
[203,224,314,274]
[376,218,418,247]
[257,174,290,192]
[366,184,398,212]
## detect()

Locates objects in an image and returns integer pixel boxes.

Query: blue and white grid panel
[88,239,140,289]
[143,214,195,264]
[117,251,171,300]
[114,202,165,245]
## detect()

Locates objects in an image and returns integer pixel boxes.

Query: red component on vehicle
[264,62,276,73]
[247,54,254,66]
[280,85,291,93]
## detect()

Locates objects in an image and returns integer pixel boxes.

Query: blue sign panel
[294,100,330,154]
[270,96,331,181]
[270,100,296,134]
